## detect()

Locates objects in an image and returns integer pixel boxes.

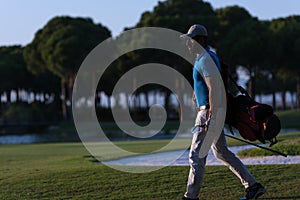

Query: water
[0,128,297,145]
[0,132,79,144]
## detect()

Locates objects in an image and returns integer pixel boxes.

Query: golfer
[180,24,266,200]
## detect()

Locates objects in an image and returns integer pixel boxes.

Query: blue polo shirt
[193,47,221,107]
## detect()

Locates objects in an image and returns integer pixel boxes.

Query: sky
[1,0,300,46]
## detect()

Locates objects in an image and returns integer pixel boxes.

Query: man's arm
[204,76,217,116]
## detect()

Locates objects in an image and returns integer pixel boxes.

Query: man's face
[186,37,201,55]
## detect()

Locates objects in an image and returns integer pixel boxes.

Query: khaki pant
[184,109,257,199]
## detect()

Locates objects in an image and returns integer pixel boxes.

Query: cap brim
[180,33,196,39]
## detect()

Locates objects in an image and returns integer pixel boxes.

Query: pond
[0,128,297,145]
[0,132,80,144]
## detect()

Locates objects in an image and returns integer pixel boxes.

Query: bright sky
[1,0,300,46]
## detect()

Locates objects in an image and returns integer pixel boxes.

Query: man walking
[180,24,266,200]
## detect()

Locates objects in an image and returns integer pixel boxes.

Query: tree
[122,0,219,115]
[135,0,218,44]
[24,16,111,119]
[215,5,253,49]
[217,13,269,98]
[267,16,300,109]
[0,46,31,102]
[285,16,300,108]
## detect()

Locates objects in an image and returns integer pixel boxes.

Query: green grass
[80,139,191,161]
[237,132,300,157]
[1,142,300,200]
[1,109,299,199]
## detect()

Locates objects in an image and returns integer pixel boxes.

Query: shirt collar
[195,46,210,61]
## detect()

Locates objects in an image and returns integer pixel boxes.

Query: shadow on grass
[83,155,98,162]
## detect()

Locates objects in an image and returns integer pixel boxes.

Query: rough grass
[237,132,300,157]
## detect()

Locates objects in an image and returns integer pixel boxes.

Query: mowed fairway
[1,141,300,200]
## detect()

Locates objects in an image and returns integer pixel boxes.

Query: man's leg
[184,110,208,199]
[184,126,207,199]
[211,132,257,188]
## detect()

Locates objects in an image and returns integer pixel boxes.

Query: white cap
[180,24,208,38]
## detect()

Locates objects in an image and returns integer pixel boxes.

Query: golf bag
[222,63,281,145]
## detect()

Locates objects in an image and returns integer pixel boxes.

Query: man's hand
[192,92,197,105]
[205,112,212,128]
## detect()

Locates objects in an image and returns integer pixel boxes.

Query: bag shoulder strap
[227,73,252,100]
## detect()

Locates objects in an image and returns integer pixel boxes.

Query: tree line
[0,0,299,123]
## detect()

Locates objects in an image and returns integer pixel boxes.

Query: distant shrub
[0,103,61,124]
